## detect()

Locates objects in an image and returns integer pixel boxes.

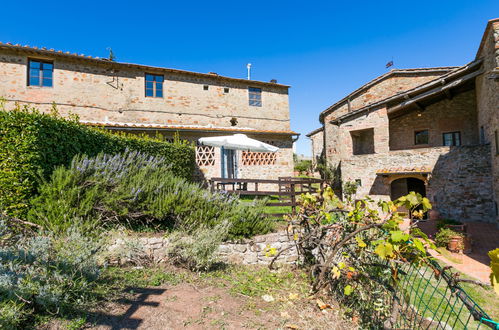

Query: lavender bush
[28,150,271,239]
[0,216,102,328]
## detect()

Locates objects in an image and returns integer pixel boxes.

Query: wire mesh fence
[391,259,498,329]
[328,235,498,329]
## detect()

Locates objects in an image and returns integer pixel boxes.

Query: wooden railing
[209,177,325,218]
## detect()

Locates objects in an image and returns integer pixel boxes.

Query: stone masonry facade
[0,43,296,182]
[342,146,494,221]
[475,19,499,223]
[312,19,499,224]
[306,127,324,167]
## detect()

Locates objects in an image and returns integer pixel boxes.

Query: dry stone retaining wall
[106,231,298,265]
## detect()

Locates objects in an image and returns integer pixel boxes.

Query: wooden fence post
[291,183,296,215]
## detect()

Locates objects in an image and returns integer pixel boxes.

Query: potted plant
[435,228,466,253]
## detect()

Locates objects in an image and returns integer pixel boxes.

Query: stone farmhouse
[306,126,323,168]
[0,43,297,182]
[308,18,499,224]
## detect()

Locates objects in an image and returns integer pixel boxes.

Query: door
[390,177,427,218]
[221,147,238,179]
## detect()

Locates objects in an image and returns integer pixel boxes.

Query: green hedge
[0,105,195,217]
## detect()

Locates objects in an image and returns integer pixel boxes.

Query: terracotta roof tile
[376,166,432,175]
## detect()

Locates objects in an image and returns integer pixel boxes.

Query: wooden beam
[387,69,483,115]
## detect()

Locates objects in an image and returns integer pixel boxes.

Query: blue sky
[1,1,497,155]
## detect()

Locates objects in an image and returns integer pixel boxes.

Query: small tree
[271,187,434,327]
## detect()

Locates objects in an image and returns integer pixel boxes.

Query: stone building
[306,127,324,167]
[0,43,297,183]
[311,18,499,224]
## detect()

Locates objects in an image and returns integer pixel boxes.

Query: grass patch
[437,247,464,264]
[200,265,310,299]
[101,266,185,289]
[240,195,292,218]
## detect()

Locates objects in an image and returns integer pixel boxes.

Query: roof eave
[305,126,324,137]
[82,122,299,136]
[318,67,458,122]
[328,60,483,125]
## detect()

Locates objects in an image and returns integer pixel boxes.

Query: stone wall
[218,231,298,265]
[341,145,495,222]
[475,19,499,224]
[308,129,324,166]
[0,48,290,132]
[107,231,298,265]
[322,70,454,168]
[0,47,295,184]
[389,89,478,150]
[324,71,451,122]
[324,105,390,167]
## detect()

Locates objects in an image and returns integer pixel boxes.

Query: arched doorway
[390,177,427,218]
[390,177,426,200]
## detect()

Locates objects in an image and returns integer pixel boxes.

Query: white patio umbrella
[198,134,279,152]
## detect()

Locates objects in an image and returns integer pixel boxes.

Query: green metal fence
[392,259,498,329]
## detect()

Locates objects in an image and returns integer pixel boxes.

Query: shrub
[435,228,463,247]
[0,104,195,217]
[0,217,103,328]
[294,159,312,174]
[28,151,272,239]
[167,221,232,271]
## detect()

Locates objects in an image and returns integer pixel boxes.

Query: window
[414,130,429,145]
[224,87,229,93]
[248,87,262,107]
[443,131,461,146]
[145,73,164,98]
[203,84,209,90]
[351,128,375,155]
[28,59,53,87]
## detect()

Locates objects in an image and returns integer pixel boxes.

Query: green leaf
[413,239,426,254]
[375,242,394,259]
[406,192,419,205]
[391,231,409,242]
[422,197,432,210]
[344,285,353,296]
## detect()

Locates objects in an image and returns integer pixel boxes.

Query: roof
[328,60,483,125]
[475,18,499,61]
[319,66,457,122]
[0,42,289,89]
[305,126,324,137]
[376,166,432,176]
[80,120,299,136]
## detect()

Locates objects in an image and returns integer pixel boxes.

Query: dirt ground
[84,282,348,330]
